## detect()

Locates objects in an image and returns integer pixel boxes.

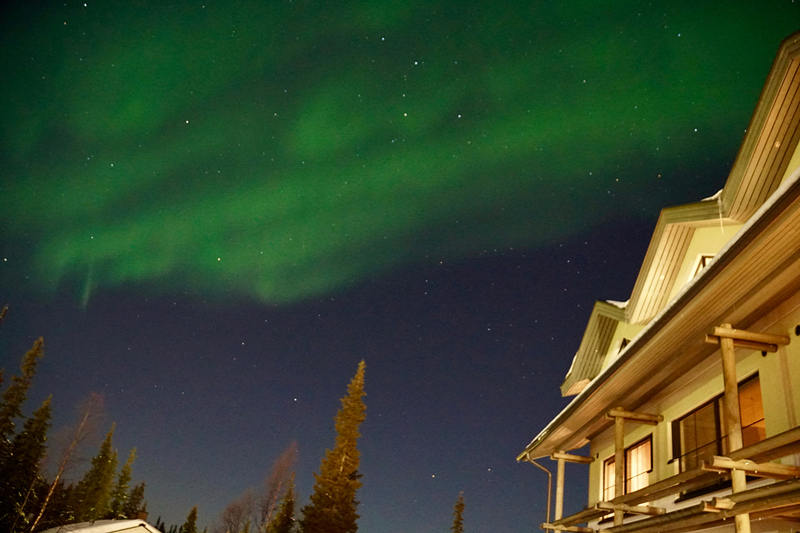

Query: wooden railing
[543,426,800,533]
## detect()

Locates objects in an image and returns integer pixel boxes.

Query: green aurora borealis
[2,1,799,303]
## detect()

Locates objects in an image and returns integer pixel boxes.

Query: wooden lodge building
[517,31,800,533]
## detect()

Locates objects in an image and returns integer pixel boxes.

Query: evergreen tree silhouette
[109,448,137,518]
[0,396,52,531]
[75,425,119,521]
[267,475,296,533]
[450,492,465,533]
[300,361,366,533]
[181,506,198,533]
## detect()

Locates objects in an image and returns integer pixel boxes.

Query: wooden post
[606,407,661,526]
[614,414,625,526]
[555,455,566,521]
[719,323,750,533]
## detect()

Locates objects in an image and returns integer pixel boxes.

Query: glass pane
[740,377,765,447]
[679,402,717,470]
[677,376,766,473]
[694,403,717,448]
[626,439,651,493]
[603,459,615,501]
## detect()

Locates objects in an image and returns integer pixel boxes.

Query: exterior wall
[746,288,800,452]
[585,287,800,511]
[666,224,744,303]
[588,417,656,507]
[599,321,645,372]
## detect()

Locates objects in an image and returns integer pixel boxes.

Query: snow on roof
[702,189,723,201]
[40,520,162,533]
[605,299,629,309]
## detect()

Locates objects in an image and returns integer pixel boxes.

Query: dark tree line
[0,319,454,533]
[0,336,147,532]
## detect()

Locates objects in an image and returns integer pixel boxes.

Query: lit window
[672,375,764,472]
[603,458,616,501]
[627,439,652,493]
[602,437,653,501]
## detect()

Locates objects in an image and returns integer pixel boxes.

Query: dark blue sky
[2,1,799,531]
[3,217,652,531]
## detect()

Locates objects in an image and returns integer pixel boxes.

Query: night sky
[1,2,799,532]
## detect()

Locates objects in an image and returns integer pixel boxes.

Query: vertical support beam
[614,414,625,526]
[719,323,751,533]
[555,455,565,521]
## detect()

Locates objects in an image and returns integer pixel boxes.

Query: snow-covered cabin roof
[41,520,162,533]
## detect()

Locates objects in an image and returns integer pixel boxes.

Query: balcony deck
[546,426,800,532]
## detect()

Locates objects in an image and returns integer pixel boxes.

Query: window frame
[670,373,764,472]
[601,435,653,502]
[691,253,716,279]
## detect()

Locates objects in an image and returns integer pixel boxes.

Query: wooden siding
[625,34,800,326]
[625,201,725,326]
[721,32,800,219]
[561,303,623,397]
[628,224,693,325]
[729,59,800,220]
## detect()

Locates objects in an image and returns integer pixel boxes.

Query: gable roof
[628,31,800,326]
[521,162,800,461]
[560,300,626,396]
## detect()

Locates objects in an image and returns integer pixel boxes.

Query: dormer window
[618,338,631,354]
[692,254,715,279]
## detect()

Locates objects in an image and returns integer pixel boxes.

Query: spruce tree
[122,482,146,519]
[30,393,106,532]
[37,479,75,529]
[0,338,44,461]
[450,492,465,533]
[300,361,366,533]
[109,448,137,518]
[267,476,296,533]
[181,506,198,533]
[75,425,119,521]
[0,396,52,532]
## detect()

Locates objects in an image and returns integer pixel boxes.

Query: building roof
[560,300,626,396]
[40,520,161,533]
